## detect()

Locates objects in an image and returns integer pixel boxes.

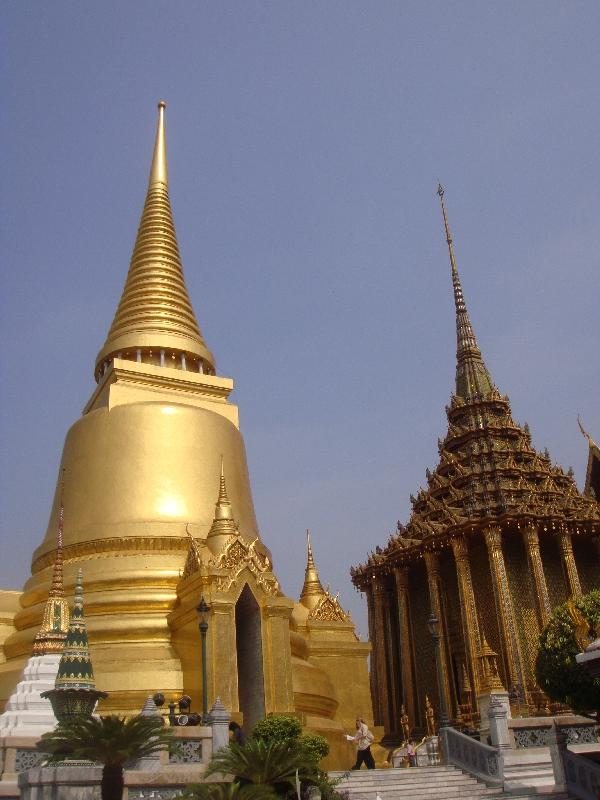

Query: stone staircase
[328,765,571,800]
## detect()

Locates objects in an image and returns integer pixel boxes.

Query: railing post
[209,697,231,755]
[547,721,568,793]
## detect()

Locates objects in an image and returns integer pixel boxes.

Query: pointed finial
[32,470,70,655]
[300,529,326,611]
[149,101,168,187]
[206,459,238,553]
[49,469,66,599]
[306,529,316,568]
[436,184,494,399]
[94,102,215,381]
[578,416,597,448]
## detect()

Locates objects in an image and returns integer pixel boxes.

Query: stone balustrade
[439,726,502,786]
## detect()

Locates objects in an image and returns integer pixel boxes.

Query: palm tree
[206,738,316,795]
[39,715,174,800]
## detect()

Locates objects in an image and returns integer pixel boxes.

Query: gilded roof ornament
[95,101,215,380]
[299,530,326,611]
[32,473,70,656]
[206,457,239,554]
[437,184,494,401]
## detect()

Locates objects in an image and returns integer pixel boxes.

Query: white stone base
[0,655,60,738]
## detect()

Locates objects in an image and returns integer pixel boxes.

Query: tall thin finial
[49,469,66,599]
[306,529,316,568]
[300,529,325,611]
[578,416,597,448]
[437,184,494,399]
[149,101,168,187]
[32,469,70,655]
[206,458,238,554]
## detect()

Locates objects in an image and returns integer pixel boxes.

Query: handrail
[439,726,502,786]
[563,747,600,800]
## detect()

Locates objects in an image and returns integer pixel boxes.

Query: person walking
[347,717,376,770]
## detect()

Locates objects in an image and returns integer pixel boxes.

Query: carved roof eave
[350,513,600,588]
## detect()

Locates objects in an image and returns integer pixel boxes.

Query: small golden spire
[206,458,238,554]
[32,471,70,655]
[95,102,215,381]
[300,529,326,611]
[437,184,494,400]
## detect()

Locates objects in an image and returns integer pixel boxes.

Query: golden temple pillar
[522,523,551,628]
[557,527,582,598]
[261,596,295,713]
[371,577,392,732]
[393,566,416,723]
[423,551,453,719]
[484,525,527,693]
[451,536,481,699]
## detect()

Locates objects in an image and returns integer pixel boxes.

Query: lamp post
[428,611,450,728]
[197,596,210,724]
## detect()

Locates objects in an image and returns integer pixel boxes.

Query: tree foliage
[40,715,174,800]
[206,737,317,794]
[535,589,600,717]
[251,715,302,744]
[181,782,277,800]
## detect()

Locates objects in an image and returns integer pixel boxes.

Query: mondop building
[0,104,371,762]
[351,187,600,740]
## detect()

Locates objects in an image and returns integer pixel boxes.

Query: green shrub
[298,734,329,764]
[251,714,302,744]
[535,589,600,717]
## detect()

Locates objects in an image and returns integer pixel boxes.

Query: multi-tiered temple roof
[352,187,599,582]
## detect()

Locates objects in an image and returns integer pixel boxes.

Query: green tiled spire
[55,568,96,690]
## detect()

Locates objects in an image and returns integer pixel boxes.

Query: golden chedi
[0,103,371,765]
[351,186,600,740]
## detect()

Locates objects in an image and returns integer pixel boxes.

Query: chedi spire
[437,184,494,400]
[95,101,215,381]
[206,458,238,554]
[300,530,326,611]
[32,484,70,655]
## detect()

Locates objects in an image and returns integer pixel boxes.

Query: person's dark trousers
[352,747,375,770]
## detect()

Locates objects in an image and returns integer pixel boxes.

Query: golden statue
[424,695,435,736]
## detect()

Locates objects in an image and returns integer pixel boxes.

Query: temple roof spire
[206,457,238,554]
[32,471,70,655]
[300,530,326,611]
[94,101,215,381]
[437,184,494,400]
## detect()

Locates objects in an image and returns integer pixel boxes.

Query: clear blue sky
[1,2,599,638]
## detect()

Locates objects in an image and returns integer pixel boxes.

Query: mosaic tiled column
[557,527,582,598]
[484,525,527,693]
[365,582,382,725]
[451,536,481,698]
[424,551,453,719]
[393,565,416,723]
[522,523,552,628]
[594,536,600,566]
[372,576,392,732]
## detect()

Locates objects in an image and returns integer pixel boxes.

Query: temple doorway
[235,584,265,730]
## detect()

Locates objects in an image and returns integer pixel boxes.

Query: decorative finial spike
[149,100,168,186]
[437,185,494,399]
[577,415,596,447]
[306,529,315,568]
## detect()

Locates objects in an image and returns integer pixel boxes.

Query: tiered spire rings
[95,101,215,381]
